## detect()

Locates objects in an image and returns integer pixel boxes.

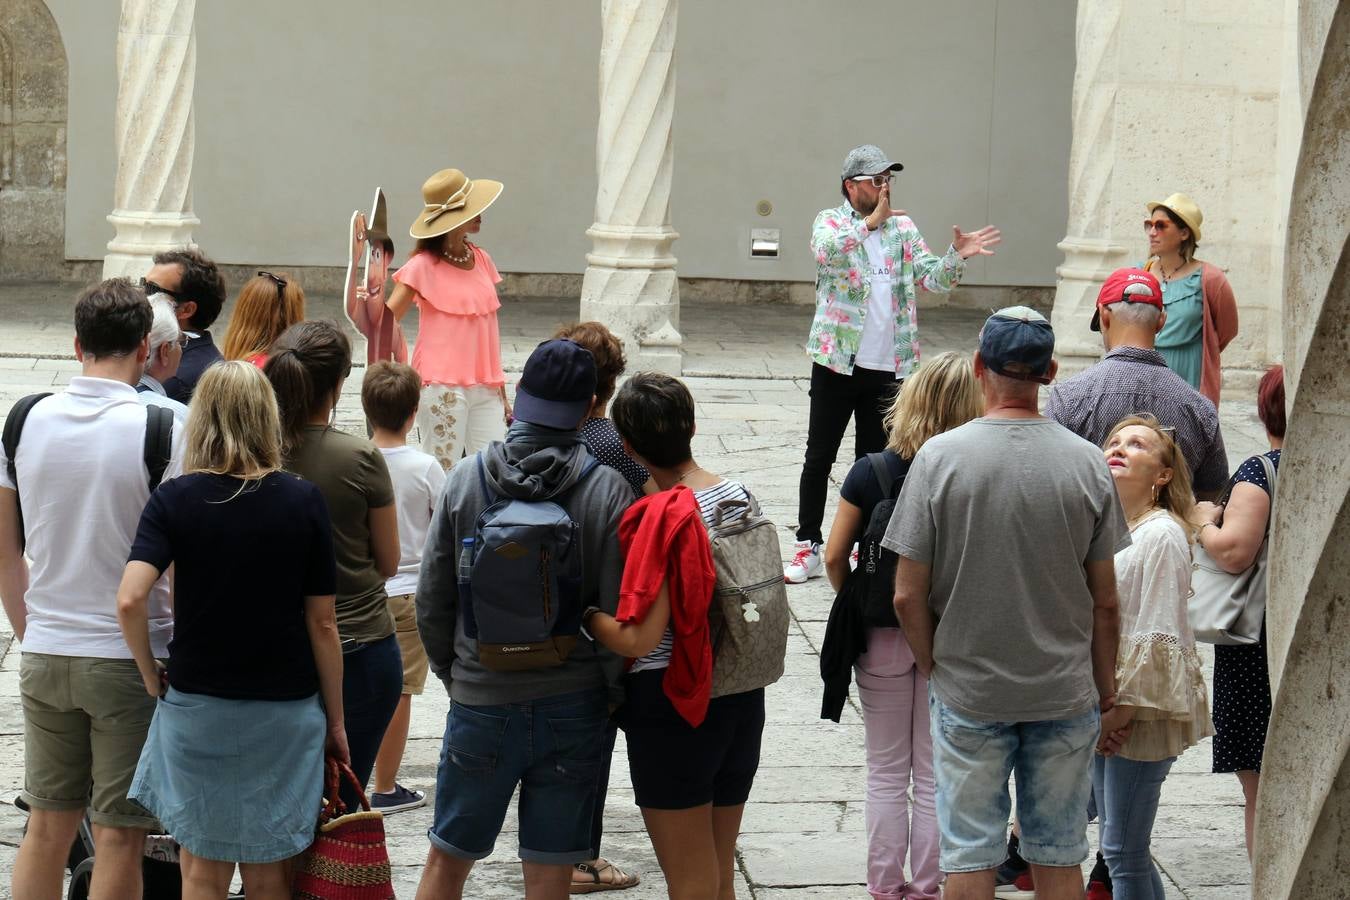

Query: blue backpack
[460,455,600,671]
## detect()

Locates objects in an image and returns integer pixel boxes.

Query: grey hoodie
[415,431,633,706]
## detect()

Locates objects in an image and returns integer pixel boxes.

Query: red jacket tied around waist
[617,486,717,726]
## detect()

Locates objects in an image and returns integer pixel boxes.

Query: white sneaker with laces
[783,540,822,584]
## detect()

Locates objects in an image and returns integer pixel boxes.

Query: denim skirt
[130,687,326,863]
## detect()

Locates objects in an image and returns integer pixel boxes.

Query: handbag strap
[1256,453,1278,537]
[317,756,373,824]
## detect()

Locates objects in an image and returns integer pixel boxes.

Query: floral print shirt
[807,202,966,377]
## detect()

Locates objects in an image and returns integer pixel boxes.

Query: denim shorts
[429,688,608,864]
[928,690,1098,872]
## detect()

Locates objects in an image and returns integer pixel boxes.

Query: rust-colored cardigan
[1198,262,1239,406]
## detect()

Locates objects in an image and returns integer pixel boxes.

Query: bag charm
[741,601,760,623]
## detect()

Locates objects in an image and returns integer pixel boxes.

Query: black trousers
[795,363,900,544]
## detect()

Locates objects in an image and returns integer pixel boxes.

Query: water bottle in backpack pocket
[463,456,597,672]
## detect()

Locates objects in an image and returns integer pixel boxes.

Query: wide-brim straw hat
[1147,192,1203,243]
[409,168,503,240]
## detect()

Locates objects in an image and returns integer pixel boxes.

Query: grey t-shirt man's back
[882,417,1130,723]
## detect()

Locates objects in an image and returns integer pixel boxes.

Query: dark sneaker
[1086,850,1112,900]
[369,783,426,814]
[995,831,1034,898]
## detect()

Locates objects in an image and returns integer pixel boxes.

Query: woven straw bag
[292,758,394,900]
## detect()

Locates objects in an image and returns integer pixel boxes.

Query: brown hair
[612,372,695,469]
[884,351,983,459]
[1105,414,1196,538]
[263,321,352,455]
[362,361,421,432]
[152,248,227,329]
[184,361,282,480]
[553,321,627,409]
[221,272,306,362]
[74,278,152,358]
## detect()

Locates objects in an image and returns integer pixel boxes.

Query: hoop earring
[1151,483,1159,504]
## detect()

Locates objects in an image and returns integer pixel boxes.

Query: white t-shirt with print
[854,228,896,372]
[379,445,446,597]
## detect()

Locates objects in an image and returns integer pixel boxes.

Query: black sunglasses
[140,278,189,304]
[257,270,288,298]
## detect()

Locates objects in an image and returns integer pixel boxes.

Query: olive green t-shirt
[287,426,396,643]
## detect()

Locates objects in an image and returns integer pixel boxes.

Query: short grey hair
[147,296,180,355]
[1103,300,1162,329]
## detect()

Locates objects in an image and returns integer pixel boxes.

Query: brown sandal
[570,859,641,893]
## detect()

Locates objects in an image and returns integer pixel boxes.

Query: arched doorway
[0,0,67,280]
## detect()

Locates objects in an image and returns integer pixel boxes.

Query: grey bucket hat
[841,145,904,180]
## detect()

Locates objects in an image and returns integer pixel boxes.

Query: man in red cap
[1046,267,1229,498]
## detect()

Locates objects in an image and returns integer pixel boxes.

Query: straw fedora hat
[409,168,503,240]
[1147,192,1203,243]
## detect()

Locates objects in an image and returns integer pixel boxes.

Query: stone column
[1051,0,1289,392]
[1049,1,1128,373]
[579,0,682,375]
[102,0,199,280]
[1255,2,1350,895]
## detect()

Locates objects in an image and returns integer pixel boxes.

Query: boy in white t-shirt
[362,361,446,813]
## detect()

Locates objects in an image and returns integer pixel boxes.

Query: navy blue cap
[978,306,1055,385]
[513,339,597,429]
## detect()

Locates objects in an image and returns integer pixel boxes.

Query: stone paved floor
[0,283,1264,897]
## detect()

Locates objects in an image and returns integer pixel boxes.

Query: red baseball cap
[1091,267,1162,332]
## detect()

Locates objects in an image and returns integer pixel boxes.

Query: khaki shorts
[20,653,159,829]
[389,593,429,695]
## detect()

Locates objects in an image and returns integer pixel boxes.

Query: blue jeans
[928,691,1098,872]
[1091,753,1175,900]
[340,634,403,811]
[430,688,608,864]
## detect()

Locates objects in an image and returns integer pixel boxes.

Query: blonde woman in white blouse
[1093,415,1213,900]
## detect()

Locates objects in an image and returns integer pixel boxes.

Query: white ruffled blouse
[1113,511,1214,761]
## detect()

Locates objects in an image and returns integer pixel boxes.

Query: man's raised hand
[952,225,1002,259]
[864,184,906,231]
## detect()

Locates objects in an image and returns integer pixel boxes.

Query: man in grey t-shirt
[883,307,1129,900]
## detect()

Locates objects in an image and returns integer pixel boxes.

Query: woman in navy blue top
[117,361,346,897]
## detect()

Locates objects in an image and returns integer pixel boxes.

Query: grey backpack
[704,490,790,697]
[462,455,599,671]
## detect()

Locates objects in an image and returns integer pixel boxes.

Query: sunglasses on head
[257,270,287,297]
[139,278,189,304]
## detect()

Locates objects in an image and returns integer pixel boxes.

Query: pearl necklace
[441,242,473,265]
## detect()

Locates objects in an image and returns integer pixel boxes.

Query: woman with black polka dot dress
[1191,365,1285,859]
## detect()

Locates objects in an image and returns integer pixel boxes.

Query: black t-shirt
[129,471,337,700]
[839,450,912,541]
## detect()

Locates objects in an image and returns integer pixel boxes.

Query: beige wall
[46,0,1074,286]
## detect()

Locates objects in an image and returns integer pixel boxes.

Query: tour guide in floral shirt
[784,144,1001,584]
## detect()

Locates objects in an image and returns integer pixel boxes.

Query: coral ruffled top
[393,246,506,388]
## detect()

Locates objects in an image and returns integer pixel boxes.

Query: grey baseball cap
[841,145,904,180]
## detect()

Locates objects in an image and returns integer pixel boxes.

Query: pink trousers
[855,628,941,900]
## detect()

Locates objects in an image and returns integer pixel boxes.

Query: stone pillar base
[580,264,683,374]
[102,210,200,280]
[1049,235,1129,376]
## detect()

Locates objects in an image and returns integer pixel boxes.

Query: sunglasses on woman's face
[1143,220,1173,233]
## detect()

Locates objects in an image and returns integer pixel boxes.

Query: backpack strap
[476,454,495,505]
[143,405,174,490]
[867,453,895,501]
[3,393,53,551]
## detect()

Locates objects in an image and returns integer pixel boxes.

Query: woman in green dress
[1138,193,1239,406]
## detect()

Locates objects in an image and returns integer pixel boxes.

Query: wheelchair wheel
[66,857,94,900]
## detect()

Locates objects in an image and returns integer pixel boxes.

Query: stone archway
[0,0,67,280]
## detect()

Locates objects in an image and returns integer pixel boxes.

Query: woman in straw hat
[387,168,511,469]
[1139,193,1238,405]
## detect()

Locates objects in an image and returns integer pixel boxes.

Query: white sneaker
[783,540,822,584]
